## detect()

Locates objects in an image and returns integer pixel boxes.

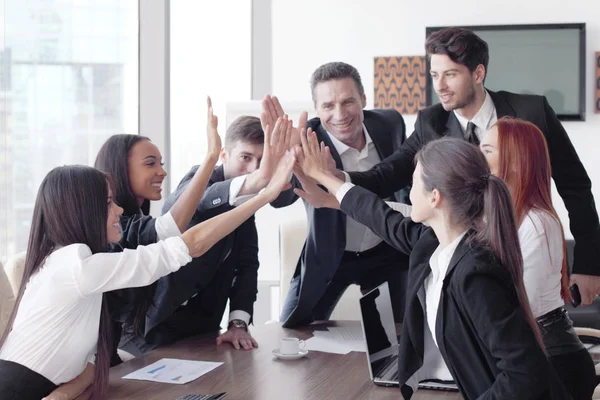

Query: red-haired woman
[481,116,596,400]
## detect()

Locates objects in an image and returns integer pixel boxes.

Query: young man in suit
[268,62,411,328]
[344,28,600,305]
[118,115,290,354]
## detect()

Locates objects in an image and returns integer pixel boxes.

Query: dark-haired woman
[481,116,595,400]
[0,152,295,399]
[294,132,569,399]
[95,98,223,363]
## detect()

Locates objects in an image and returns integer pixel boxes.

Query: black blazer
[341,185,569,400]
[271,109,410,328]
[349,90,600,277]
[144,165,259,338]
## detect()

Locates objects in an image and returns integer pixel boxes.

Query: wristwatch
[228,319,248,331]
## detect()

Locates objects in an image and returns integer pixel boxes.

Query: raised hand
[292,157,340,209]
[258,115,293,182]
[206,96,222,159]
[262,150,296,201]
[261,95,308,148]
[297,127,331,180]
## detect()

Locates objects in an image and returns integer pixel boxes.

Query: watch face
[231,319,247,328]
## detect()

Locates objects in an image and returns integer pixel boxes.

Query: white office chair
[4,252,26,297]
[0,261,16,337]
[278,215,361,321]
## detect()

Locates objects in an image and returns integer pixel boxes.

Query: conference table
[107,320,463,399]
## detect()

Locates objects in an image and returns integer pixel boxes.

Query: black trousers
[538,307,597,400]
[311,241,409,323]
[0,359,57,400]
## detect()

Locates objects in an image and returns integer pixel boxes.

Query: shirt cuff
[335,182,356,204]
[155,211,182,241]
[229,175,258,206]
[164,236,192,269]
[342,171,351,183]
[229,310,251,325]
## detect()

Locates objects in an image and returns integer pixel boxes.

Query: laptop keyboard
[176,393,227,400]
[372,354,399,380]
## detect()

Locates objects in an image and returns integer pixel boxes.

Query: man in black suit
[118,115,289,354]
[267,62,411,328]
[344,28,600,304]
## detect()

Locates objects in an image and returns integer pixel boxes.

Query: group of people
[0,26,599,400]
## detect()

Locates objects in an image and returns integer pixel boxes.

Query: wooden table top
[107,321,463,400]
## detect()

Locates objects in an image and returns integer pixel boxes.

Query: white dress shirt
[155,211,182,240]
[454,90,498,142]
[0,237,191,385]
[418,233,466,383]
[519,209,565,318]
[327,125,383,252]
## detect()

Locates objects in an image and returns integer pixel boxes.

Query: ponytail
[477,175,544,350]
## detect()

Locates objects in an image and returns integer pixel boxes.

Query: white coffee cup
[279,337,306,355]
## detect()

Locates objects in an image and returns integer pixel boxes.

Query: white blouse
[0,236,191,385]
[519,209,565,318]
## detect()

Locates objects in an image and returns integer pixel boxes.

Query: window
[0,0,139,263]
[169,0,251,183]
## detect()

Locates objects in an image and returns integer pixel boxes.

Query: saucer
[272,348,308,360]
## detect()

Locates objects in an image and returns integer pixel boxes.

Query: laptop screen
[359,282,398,366]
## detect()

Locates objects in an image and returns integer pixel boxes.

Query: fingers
[207,95,212,110]
[297,111,308,131]
[307,129,320,155]
[283,118,293,150]
[263,123,272,151]
[232,339,241,350]
[324,146,335,169]
[251,338,259,348]
[294,188,309,201]
[272,96,285,118]
[260,111,270,131]
[271,116,288,148]
[264,95,279,121]
[299,127,309,154]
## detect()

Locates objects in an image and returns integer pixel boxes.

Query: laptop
[358,282,459,392]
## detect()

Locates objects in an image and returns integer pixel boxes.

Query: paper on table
[122,358,223,384]
[305,335,352,354]
[326,327,366,352]
[304,327,366,354]
[327,326,363,341]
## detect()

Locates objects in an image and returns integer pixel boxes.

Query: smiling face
[106,186,124,243]
[430,54,484,116]
[127,140,167,206]
[314,77,367,149]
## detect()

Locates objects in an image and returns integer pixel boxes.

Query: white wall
[271,0,600,238]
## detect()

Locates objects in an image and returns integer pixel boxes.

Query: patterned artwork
[595,52,600,114]
[374,56,426,115]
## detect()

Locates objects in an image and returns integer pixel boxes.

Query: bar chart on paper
[122,358,223,384]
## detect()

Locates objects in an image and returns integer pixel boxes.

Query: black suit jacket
[349,90,600,276]
[271,109,409,327]
[143,165,259,340]
[341,186,569,400]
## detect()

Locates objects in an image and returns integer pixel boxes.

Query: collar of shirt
[326,123,373,160]
[429,231,468,283]
[454,90,497,139]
